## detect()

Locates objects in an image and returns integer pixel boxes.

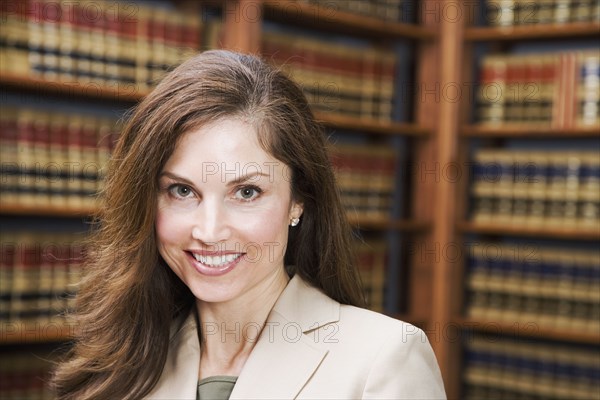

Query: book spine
[576,51,600,127]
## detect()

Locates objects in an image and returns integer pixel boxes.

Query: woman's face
[155,118,302,305]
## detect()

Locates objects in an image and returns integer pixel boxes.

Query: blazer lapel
[230,275,340,399]
[145,310,200,400]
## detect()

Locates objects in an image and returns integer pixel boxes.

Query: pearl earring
[290,218,300,227]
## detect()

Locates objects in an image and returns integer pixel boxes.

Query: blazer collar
[271,274,340,332]
[146,275,341,399]
[145,310,200,399]
[229,274,340,399]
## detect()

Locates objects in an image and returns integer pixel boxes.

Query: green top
[197,376,238,400]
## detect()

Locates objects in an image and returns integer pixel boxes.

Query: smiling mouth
[190,252,244,267]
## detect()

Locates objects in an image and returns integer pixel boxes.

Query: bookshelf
[443,2,600,399]
[0,0,442,397]
[3,0,596,398]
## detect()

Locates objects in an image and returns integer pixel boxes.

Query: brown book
[478,55,507,126]
[0,106,19,206]
[0,235,16,322]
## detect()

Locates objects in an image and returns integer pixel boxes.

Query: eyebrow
[159,171,271,187]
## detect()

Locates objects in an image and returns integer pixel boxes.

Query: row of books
[0,106,119,210]
[354,239,387,312]
[329,143,397,222]
[0,349,56,400]
[477,51,600,128]
[262,29,396,122]
[300,0,404,21]
[463,334,600,400]
[486,0,600,26]
[0,232,86,325]
[0,0,203,91]
[470,149,600,228]
[467,289,600,332]
[465,242,600,332]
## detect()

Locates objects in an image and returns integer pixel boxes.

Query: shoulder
[338,304,427,343]
[299,304,446,399]
[333,306,446,399]
[332,305,438,373]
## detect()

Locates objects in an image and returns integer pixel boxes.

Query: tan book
[576,51,600,127]
[544,152,568,226]
[525,151,548,226]
[0,106,19,206]
[31,110,51,206]
[491,150,514,224]
[0,233,16,322]
[48,113,70,206]
[16,109,37,206]
[478,55,507,126]
[66,116,84,209]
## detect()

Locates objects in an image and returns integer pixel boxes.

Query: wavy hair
[51,50,365,399]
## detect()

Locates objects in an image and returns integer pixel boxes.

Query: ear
[289,201,304,219]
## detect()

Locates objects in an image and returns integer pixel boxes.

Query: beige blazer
[145,275,446,399]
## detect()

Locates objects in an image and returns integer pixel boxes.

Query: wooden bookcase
[2,0,598,398]
[447,3,600,399]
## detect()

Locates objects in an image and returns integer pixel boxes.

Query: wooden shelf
[348,215,431,231]
[0,73,146,102]
[263,0,435,40]
[0,75,428,137]
[315,112,430,136]
[456,317,600,345]
[465,21,600,41]
[0,321,76,344]
[458,221,600,241]
[0,203,97,218]
[461,125,600,138]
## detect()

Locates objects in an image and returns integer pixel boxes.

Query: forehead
[163,118,288,179]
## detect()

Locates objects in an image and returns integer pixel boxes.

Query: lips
[186,250,245,277]
[191,252,243,267]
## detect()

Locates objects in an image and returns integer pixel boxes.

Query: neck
[196,269,290,378]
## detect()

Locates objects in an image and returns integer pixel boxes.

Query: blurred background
[0,0,599,399]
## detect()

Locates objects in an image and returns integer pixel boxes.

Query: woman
[52,50,446,399]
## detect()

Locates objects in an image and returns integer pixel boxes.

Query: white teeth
[192,253,242,267]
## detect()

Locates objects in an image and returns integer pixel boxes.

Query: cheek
[155,208,186,247]
[239,207,290,259]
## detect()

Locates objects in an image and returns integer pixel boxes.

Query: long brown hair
[52,50,365,399]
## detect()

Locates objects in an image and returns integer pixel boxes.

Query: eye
[169,184,194,199]
[234,186,262,201]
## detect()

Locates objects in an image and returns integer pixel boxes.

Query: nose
[191,197,231,245]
